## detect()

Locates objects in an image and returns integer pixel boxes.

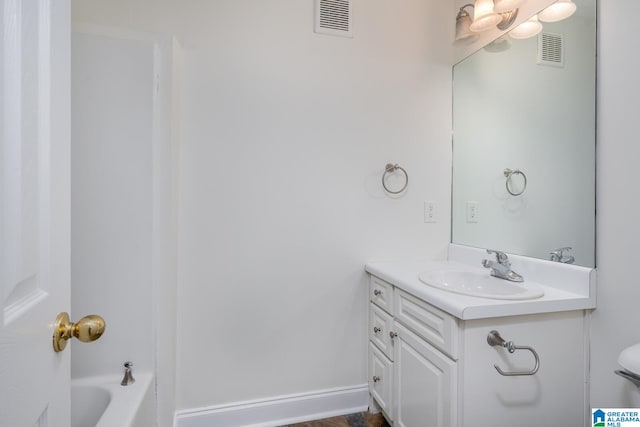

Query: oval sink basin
[418,269,544,300]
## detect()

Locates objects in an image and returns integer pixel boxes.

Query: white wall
[175,0,453,410]
[72,0,453,415]
[590,0,640,407]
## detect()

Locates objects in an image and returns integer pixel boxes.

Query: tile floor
[283,412,390,427]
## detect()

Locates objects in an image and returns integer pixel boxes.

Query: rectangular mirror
[452,0,596,267]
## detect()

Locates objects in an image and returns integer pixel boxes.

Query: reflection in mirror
[452,0,596,267]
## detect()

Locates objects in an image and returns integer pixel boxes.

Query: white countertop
[365,244,596,320]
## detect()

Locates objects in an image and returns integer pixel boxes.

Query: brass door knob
[52,312,106,352]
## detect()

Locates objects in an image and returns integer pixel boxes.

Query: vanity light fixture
[509,14,543,39]
[457,0,522,40]
[496,8,520,31]
[492,0,524,31]
[455,4,475,41]
[538,0,577,22]
[469,0,502,32]
[493,0,526,14]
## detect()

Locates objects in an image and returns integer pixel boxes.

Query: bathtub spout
[121,361,135,386]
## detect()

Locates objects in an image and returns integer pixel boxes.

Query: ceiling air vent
[537,32,564,67]
[315,0,353,38]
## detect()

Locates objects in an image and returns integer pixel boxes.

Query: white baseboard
[174,384,369,427]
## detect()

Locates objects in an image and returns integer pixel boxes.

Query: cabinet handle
[373,289,382,296]
[373,375,381,383]
[373,326,382,333]
[389,331,398,339]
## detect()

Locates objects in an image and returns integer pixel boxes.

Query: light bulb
[509,15,543,39]
[538,0,577,23]
[493,0,526,14]
[469,0,502,32]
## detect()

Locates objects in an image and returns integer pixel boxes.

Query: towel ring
[504,168,527,196]
[382,163,408,194]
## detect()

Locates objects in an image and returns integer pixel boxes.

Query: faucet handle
[486,249,509,265]
[550,247,572,262]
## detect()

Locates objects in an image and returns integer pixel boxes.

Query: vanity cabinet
[369,276,458,426]
[368,274,588,427]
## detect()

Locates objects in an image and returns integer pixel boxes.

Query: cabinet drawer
[369,342,393,419]
[395,289,459,359]
[370,275,394,315]
[370,303,394,360]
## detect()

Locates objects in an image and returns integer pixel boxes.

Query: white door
[0,0,71,426]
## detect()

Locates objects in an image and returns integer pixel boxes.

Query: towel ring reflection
[504,168,527,196]
[382,163,408,194]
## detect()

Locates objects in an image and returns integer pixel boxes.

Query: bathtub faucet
[121,361,136,386]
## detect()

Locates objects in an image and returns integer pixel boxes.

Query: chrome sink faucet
[482,249,524,282]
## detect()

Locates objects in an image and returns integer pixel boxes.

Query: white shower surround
[70,25,179,427]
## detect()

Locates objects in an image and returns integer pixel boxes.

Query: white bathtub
[71,372,154,427]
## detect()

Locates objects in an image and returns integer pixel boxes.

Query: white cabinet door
[0,1,71,425]
[394,322,457,427]
[369,342,393,419]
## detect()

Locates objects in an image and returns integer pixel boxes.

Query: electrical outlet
[466,201,479,223]
[424,201,437,223]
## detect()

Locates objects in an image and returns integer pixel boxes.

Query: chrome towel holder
[382,163,408,194]
[487,330,540,376]
[504,168,527,196]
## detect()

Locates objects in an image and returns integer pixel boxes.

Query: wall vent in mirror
[315,0,353,38]
[537,32,564,67]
